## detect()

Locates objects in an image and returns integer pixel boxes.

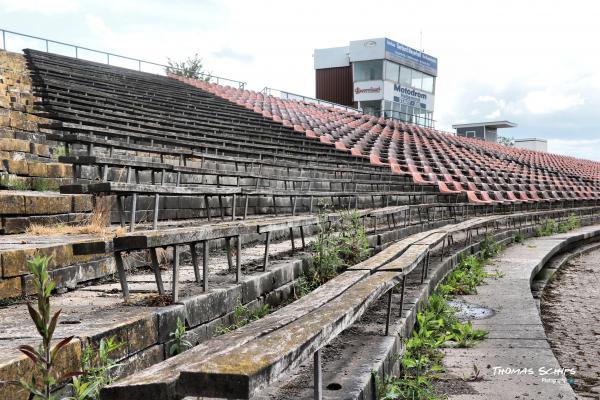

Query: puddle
[448,299,494,321]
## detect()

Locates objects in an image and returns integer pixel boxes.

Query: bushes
[309,209,369,289]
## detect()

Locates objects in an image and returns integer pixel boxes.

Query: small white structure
[514,138,548,152]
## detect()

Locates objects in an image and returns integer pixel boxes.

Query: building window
[411,70,423,90]
[399,66,411,86]
[384,61,400,82]
[422,74,434,93]
[359,100,382,117]
[465,130,476,138]
[353,60,383,81]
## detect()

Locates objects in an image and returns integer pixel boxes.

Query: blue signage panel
[385,38,437,76]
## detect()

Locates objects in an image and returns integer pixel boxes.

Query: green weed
[69,337,123,399]
[215,302,270,335]
[169,318,192,356]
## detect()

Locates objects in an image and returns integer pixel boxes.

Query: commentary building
[314,37,438,127]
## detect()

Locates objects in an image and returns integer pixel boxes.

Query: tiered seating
[25,50,464,229]
[176,76,600,206]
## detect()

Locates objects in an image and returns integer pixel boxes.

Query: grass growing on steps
[536,213,580,237]
[215,302,271,335]
[26,195,125,237]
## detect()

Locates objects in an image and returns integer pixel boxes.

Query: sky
[2,0,600,160]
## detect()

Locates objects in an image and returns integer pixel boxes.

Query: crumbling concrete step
[0,254,306,400]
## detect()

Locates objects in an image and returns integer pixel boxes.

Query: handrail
[382,108,436,129]
[261,86,362,113]
[0,28,246,89]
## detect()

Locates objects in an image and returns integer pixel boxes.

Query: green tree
[497,136,514,147]
[165,53,211,81]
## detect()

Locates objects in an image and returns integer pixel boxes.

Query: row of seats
[176,76,600,205]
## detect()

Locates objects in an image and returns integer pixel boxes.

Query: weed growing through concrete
[513,231,524,244]
[69,336,123,400]
[2,176,30,190]
[0,255,81,399]
[374,236,504,399]
[215,302,270,335]
[32,178,60,192]
[536,214,580,237]
[309,208,370,289]
[169,318,192,356]
[438,234,503,296]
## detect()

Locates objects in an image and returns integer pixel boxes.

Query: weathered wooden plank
[368,205,409,217]
[413,231,447,247]
[60,155,175,171]
[377,244,429,274]
[256,215,318,233]
[81,182,242,195]
[175,271,402,399]
[113,222,256,251]
[100,270,370,400]
[348,230,435,272]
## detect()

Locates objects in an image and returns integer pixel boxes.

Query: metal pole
[45,39,48,52]
[75,46,78,58]
[399,276,406,317]
[138,59,142,71]
[385,289,393,336]
[313,349,322,400]
[107,53,110,64]
[2,30,5,50]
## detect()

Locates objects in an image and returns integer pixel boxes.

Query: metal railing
[0,28,246,89]
[382,109,436,129]
[261,87,361,113]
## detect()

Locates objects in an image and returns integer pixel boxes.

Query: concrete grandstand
[0,35,599,400]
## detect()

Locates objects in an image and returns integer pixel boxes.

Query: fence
[0,28,246,89]
[261,87,361,113]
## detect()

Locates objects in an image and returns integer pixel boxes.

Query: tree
[497,136,514,147]
[165,53,211,81]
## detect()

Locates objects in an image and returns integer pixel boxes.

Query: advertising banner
[384,81,435,111]
[353,80,384,101]
[385,38,437,76]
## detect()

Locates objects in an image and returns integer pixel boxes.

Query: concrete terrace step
[0,231,111,298]
[441,225,600,400]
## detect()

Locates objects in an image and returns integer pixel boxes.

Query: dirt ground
[541,248,600,398]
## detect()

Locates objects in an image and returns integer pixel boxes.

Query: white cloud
[524,89,584,114]
[548,138,600,161]
[485,109,501,119]
[85,14,113,37]
[0,0,78,15]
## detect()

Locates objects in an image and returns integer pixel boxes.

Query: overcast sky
[2,0,599,160]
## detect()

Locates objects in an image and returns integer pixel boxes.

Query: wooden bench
[112,215,318,302]
[61,182,241,231]
[101,226,442,400]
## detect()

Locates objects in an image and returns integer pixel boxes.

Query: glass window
[399,66,411,86]
[385,61,399,82]
[411,70,423,90]
[353,60,383,81]
[360,100,382,117]
[422,74,434,93]
[400,104,408,121]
